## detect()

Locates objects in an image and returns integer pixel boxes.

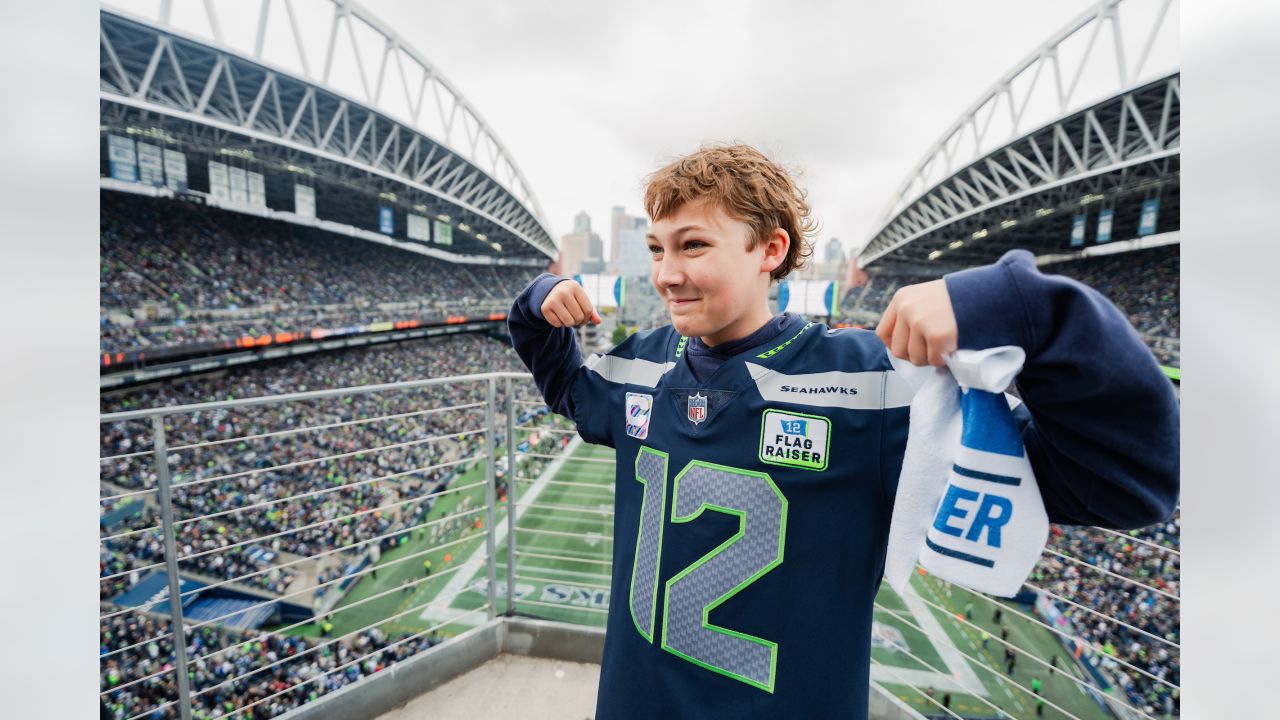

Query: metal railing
[100,373,1178,720]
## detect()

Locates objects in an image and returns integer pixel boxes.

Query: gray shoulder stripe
[586,354,675,388]
[745,362,914,410]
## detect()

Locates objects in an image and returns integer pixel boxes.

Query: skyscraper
[610,206,648,271]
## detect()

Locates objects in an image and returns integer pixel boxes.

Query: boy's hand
[540,280,602,328]
[876,279,958,367]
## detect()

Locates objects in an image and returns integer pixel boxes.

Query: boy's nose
[654,257,684,288]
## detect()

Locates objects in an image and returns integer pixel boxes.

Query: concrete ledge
[278,617,924,720]
[277,620,502,720]
[503,616,605,664]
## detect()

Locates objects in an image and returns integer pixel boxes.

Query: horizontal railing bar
[172,449,481,528]
[1022,580,1181,650]
[100,372,533,423]
[515,501,614,516]
[874,599,1132,720]
[1041,547,1180,601]
[161,459,488,565]
[166,402,486,454]
[513,573,610,591]
[223,601,491,720]
[99,486,159,504]
[516,527,613,542]
[514,550,611,566]
[899,588,1178,701]
[190,579,490,706]
[870,659,965,720]
[514,476,613,491]
[97,487,488,626]
[99,507,487,647]
[162,428,485,494]
[517,598,609,615]
[513,426,578,435]
[518,452,614,464]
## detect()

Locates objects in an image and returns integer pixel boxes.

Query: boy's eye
[684,240,707,251]
[647,245,663,256]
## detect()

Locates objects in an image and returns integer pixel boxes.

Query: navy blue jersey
[508,250,1178,719]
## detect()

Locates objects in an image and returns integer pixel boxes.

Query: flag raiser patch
[759,409,830,471]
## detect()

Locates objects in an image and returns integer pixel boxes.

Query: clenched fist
[876,279,958,367]
[540,279,602,328]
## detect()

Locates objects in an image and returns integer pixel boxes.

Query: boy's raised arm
[942,249,1179,529]
[507,273,587,419]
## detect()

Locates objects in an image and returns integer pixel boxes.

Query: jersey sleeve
[507,273,615,447]
[944,249,1179,529]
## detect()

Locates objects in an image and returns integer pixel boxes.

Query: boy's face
[647,200,782,346]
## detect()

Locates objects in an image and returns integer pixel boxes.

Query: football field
[316,437,1115,719]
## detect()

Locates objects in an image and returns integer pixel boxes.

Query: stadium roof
[100,0,556,260]
[860,0,1179,272]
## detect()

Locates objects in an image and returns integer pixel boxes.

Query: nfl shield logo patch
[625,392,652,440]
[687,392,708,425]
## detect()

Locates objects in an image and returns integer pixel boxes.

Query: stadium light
[928,250,943,260]
[413,204,428,212]
[1080,193,1105,205]
[437,214,451,222]
[971,228,989,240]
[1001,219,1018,229]
[476,233,487,241]
[379,192,398,202]
[949,240,964,249]
[218,147,255,160]
[1035,207,1055,217]
[458,223,472,232]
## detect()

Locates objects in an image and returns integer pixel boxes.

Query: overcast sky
[112,0,1178,260]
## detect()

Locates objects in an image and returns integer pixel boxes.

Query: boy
[508,144,1178,719]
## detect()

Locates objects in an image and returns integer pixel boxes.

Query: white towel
[883,347,1048,598]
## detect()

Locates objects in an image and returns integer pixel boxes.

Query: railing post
[504,375,516,616]
[152,415,193,720]
[483,377,498,621]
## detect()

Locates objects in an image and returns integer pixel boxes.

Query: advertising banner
[1070,214,1087,247]
[379,207,394,235]
[294,184,315,218]
[207,161,230,203]
[107,134,137,182]
[1096,208,1114,244]
[407,213,430,241]
[136,142,164,186]
[247,171,266,207]
[434,220,453,245]
[228,166,248,205]
[1138,198,1160,236]
[163,148,187,192]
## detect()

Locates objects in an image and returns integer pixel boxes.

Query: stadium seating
[99,192,539,354]
[839,246,1181,368]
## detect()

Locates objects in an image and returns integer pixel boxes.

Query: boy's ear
[760,228,790,275]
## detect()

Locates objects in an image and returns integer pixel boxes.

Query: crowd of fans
[1038,514,1181,717]
[100,193,538,353]
[101,609,437,720]
[837,245,1180,367]
[100,332,572,718]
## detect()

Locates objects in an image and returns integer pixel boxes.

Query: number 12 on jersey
[629,446,788,693]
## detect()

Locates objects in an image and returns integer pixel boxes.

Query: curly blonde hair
[643,143,817,280]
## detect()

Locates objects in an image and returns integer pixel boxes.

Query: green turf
[289,435,1121,719]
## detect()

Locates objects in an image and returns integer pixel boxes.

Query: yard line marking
[418,436,586,624]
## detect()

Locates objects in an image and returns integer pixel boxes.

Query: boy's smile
[647,199,788,347]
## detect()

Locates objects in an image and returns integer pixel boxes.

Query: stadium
[98,2,1179,719]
